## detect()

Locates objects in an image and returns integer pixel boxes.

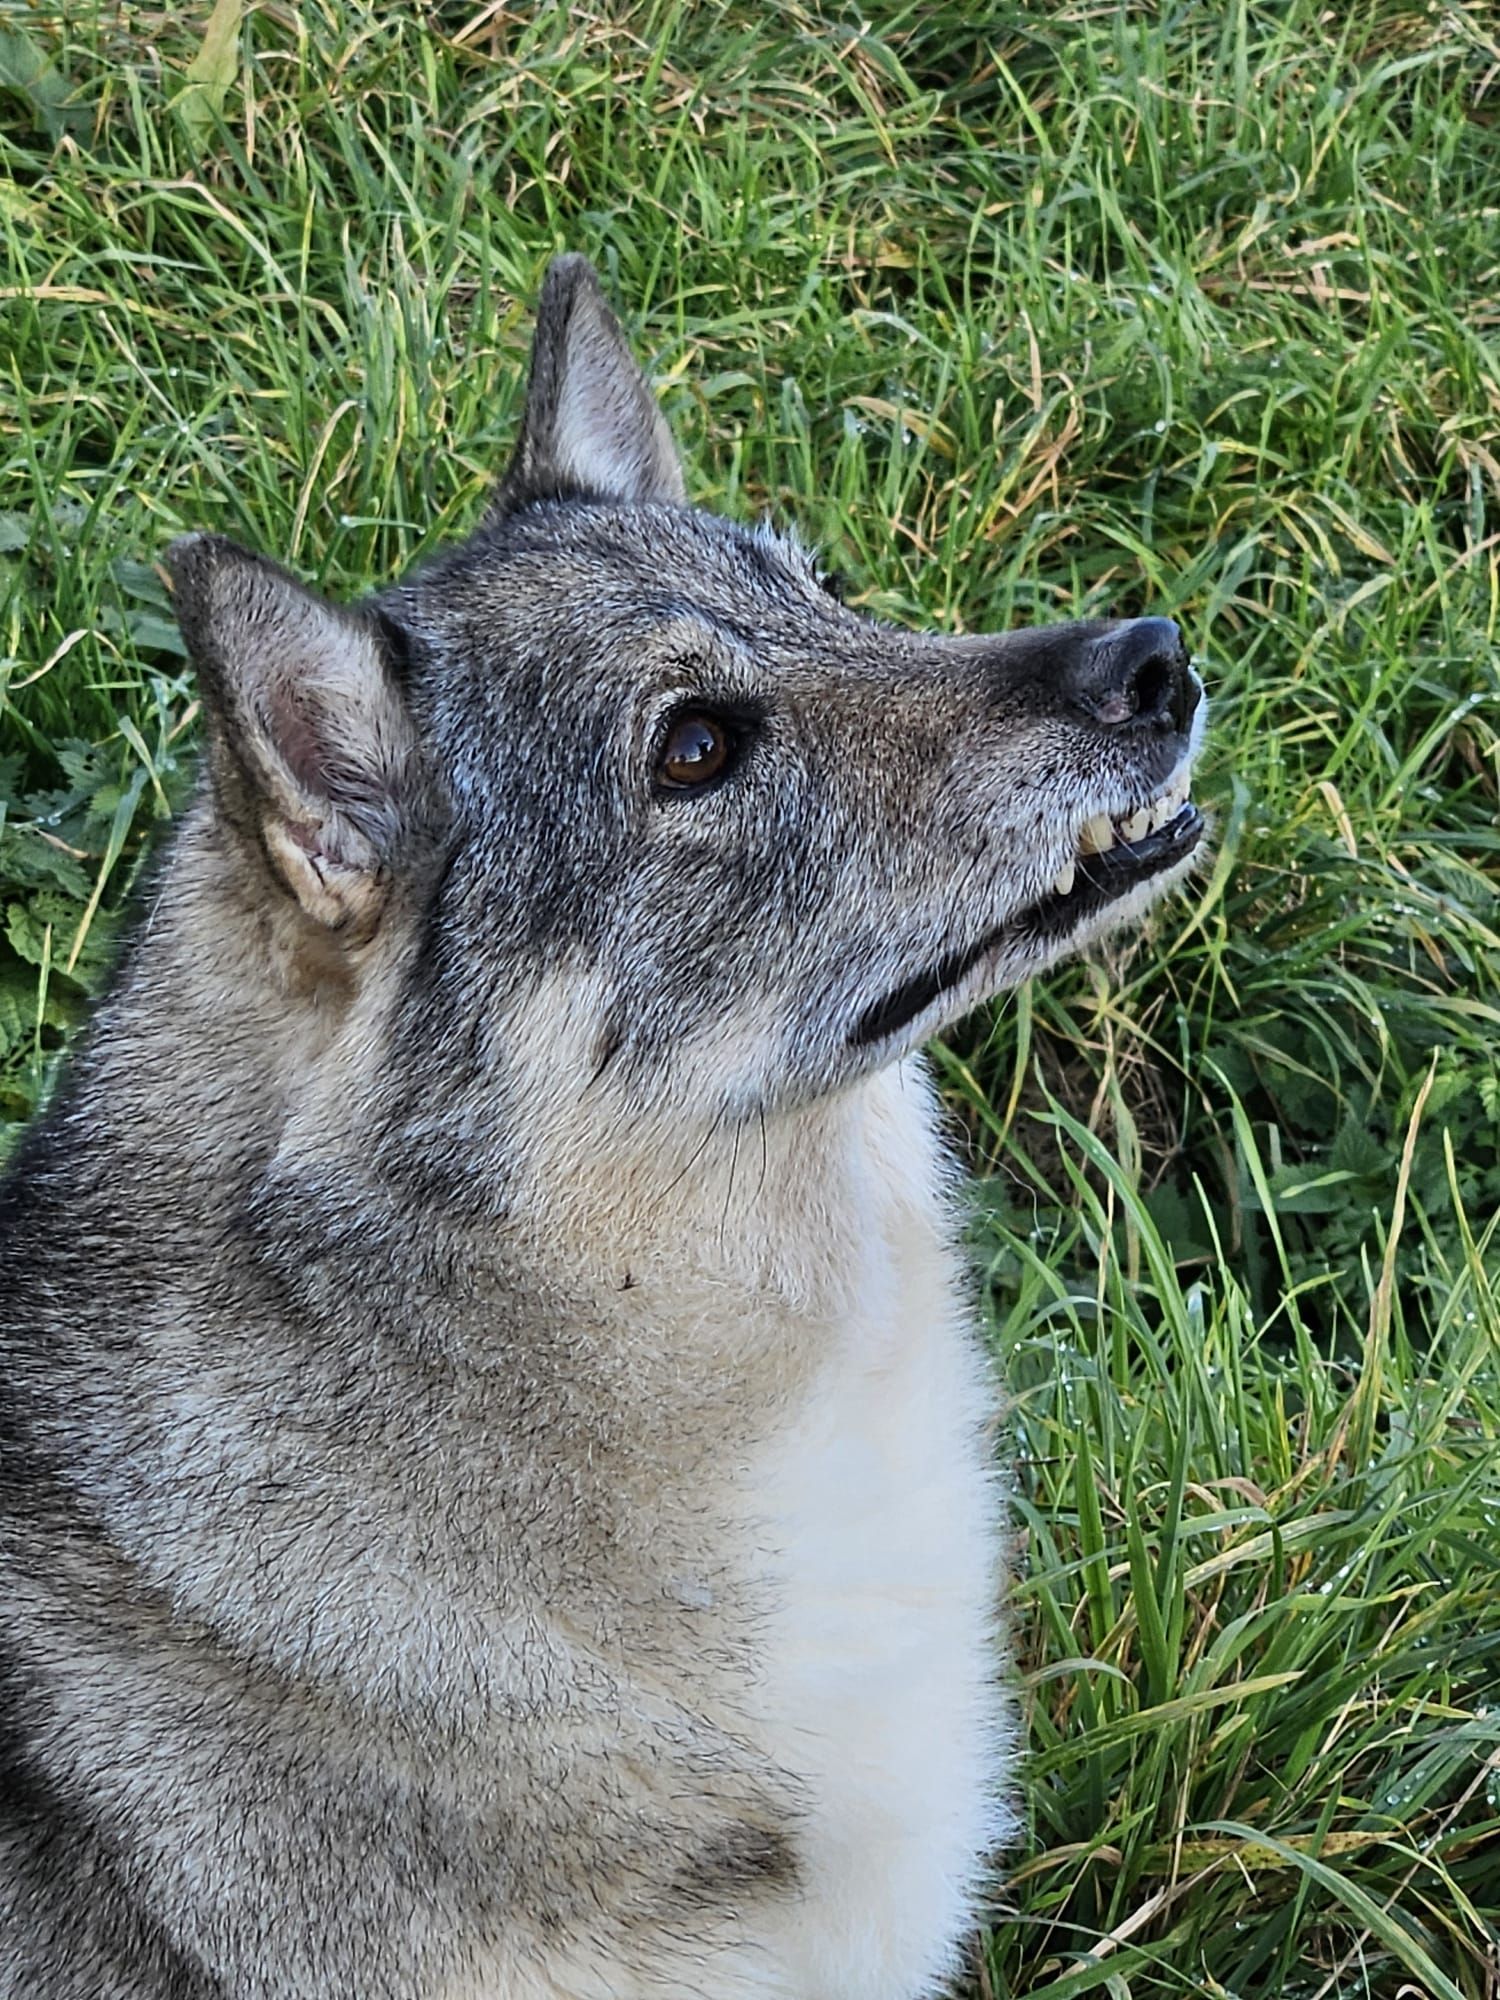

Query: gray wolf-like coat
[0,255,1204,1999]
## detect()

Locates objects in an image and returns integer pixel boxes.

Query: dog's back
[0,257,1203,1999]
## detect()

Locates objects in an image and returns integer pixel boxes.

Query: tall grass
[2,3,1497,1992]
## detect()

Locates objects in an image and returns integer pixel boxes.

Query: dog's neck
[83,817,957,1368]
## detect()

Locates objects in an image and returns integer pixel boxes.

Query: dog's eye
[656,713,734,791]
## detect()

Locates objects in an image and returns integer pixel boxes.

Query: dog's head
[170,256,1204,1164]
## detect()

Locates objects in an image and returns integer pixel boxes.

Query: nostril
[1068,617,1190,732]
[1133,646,1177,726]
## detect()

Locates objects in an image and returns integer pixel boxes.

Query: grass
[2,1,1498,1992]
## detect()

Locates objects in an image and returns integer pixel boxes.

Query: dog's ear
[491,253,686,513]
[168,534,416,944]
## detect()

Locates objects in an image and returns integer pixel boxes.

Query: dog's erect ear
[491,253,687,513]
[168,534,416,943]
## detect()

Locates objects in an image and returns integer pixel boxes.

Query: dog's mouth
[850,772,1205,1050]
[1019,794,1204,942]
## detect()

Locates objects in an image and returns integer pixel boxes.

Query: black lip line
[849,804,1206,1050]
[849,939,989,1052]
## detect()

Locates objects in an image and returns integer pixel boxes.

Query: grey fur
[0,255,1205,1999]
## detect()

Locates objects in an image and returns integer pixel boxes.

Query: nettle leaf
[47,737,136,837]
[54,736,118,797]
[0,963,35,1053]
[110,556,171,604]
[98,604,189,660]
[1264,1163,1360,1216]
[1328,1118,1391,1184]
[3,892,114,982]
[1143,1180,1216,1263]
[1268,1063,1337,1131]
[4,900,55,970]
[0,826,91,900]
[21,785,87,829]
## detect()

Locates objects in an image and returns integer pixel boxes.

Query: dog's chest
[729,1212,1006,1998]
[444,1074,1008,2000]
[443,1252,1005,2000]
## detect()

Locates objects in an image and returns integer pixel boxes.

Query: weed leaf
[176,0,243,152]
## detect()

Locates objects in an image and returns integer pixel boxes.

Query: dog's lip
[848,802,1205,1051]
[1022,800,1205,938]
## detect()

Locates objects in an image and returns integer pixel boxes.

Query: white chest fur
[730,1066,1011,1999]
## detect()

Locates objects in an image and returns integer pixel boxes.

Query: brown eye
[657,713,733,791]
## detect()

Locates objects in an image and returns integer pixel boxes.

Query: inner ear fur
[490,253,687,514]
[168,534,417,945]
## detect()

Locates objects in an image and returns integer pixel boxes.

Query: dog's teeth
[1120,808,1151,842]
[1148,795,1175,832]
[1052,859,1076,898]
[1078,813,1114,855]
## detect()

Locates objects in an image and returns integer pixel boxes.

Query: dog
[0,254,1205,1999]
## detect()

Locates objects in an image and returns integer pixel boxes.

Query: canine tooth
[1120,807,1151,842]
[1148,795,1175,832]
[1052,859,1076,897]
[1078,813,1114,855]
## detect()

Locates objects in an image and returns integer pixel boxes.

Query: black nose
[1063,617,1196,733]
